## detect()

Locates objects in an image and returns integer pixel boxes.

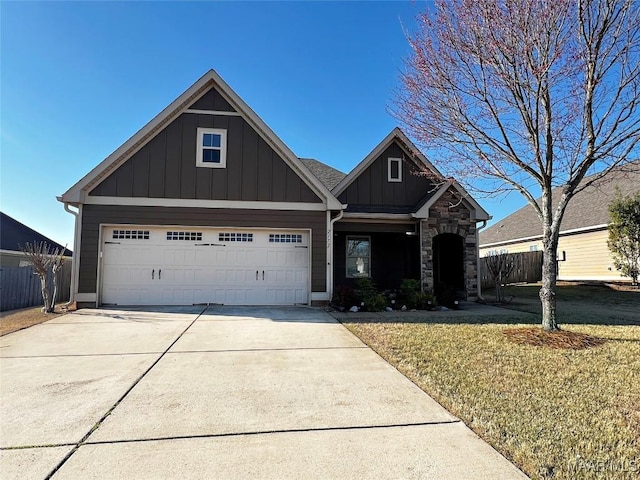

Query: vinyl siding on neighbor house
[338,142,434,209]
[78,205,327,295]
[479,229,629,281]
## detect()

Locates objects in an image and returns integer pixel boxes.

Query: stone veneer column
[419,188,479,300]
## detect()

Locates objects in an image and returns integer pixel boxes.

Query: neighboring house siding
[338,142,434,208]
[78,205,327,294]
[89,113,322,204]
[481,229,628,281]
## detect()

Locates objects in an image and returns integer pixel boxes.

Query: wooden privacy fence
[480,251,543,289]
[0,262,72,312]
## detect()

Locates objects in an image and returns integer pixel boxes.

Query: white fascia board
[412,181,453,219]
[61,70,218,204]
[208,71,342,210]
[332,127,444,198]
[339,212,414,222]
[479,224,609,248]
[61,69,342,210]
[84,196,329,211]
[412,180,490,221]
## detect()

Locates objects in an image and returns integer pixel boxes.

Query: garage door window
[269,233,303,243]
[112,230,149,240]
[219,232,253,242]
[167,231,203,241]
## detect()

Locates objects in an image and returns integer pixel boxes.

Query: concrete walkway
[1,306,528,479]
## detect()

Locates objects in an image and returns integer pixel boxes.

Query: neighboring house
[479,166,640,282]
[59,69,490,308]
[0,212,72,267]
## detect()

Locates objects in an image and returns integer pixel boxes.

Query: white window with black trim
[388,157,402,182]
[346,236,371,278]
[196,127,227,168]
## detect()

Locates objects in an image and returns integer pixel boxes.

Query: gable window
[388,157,402,182]
[196,127,227,168]
[346,236,371,278]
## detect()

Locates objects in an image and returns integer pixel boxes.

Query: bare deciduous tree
[20,241,67,313]
[485,253,517,303]
[393,0,640,331]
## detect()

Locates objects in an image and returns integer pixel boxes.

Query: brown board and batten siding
[188,87,237,112]
[89,102,322,203]
[338,141,434,208]
[78,205,327,295]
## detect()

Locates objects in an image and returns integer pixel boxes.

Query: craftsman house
[59,70,490,308]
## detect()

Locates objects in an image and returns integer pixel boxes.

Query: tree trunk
[50,266,60,311]
[540,229,560,331]
[39,274,52,313]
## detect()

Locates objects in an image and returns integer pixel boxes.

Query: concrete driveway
[1,306,527,479]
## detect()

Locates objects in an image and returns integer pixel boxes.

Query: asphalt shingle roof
[480,165,640,246]
[300,158,346,191]
[0,212,73,256]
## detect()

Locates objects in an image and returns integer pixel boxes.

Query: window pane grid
[269,233,303,243]
[166,231,203,241]
[346,236,371,278]
[112,230,149,240]
[218,232,253,242]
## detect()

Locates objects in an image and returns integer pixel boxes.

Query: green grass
[341,285,640,480]
[485,283,640,326]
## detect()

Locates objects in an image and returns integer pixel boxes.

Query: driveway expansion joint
[42,307,207,480]
[82,420,464,446]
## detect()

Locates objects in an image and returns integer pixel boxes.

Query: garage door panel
[101,227,309,306]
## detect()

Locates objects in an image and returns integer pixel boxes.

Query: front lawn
[341,285,640,480]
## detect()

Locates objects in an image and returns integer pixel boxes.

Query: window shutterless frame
[196,127,227,168]
[346,235,371,278]
[388,157,402,182]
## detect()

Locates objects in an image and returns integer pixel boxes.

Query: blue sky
[1,1,525,249]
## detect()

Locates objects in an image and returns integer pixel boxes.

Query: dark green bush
[332,285,358,309]
[365,293,388,312]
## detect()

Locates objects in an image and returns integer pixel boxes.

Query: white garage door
[100,227,310,306]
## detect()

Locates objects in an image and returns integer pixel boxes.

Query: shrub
[355,277,377,304]
[332,285,358,309]
[365,293,388,312]
[397,278,436,309]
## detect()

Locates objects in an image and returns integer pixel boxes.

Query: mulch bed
[503,327,607,350]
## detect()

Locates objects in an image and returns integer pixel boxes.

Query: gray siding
[89,99,321,203]
[78,205,327,294]
[338,141,434,209]
[189,87,236,112]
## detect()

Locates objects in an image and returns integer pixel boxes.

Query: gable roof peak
[59,69,342,210]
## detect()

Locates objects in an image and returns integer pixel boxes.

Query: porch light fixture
[405,231,417,236]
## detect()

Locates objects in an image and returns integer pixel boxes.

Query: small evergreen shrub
[365,293,388,312]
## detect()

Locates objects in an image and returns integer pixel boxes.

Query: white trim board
[59,69,342,210]
[84,196,328,211]
[332,128,443,197]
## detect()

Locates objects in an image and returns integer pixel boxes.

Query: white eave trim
[84,196,329,211]
[60,69,342,210]
[411,179,491,221]
[332,127,443,197]
[479,223,609,248]
[339,212,415,222]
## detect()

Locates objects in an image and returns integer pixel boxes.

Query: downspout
[328,207,346,302]
[62,201,80,308]
[476,219,489,301]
